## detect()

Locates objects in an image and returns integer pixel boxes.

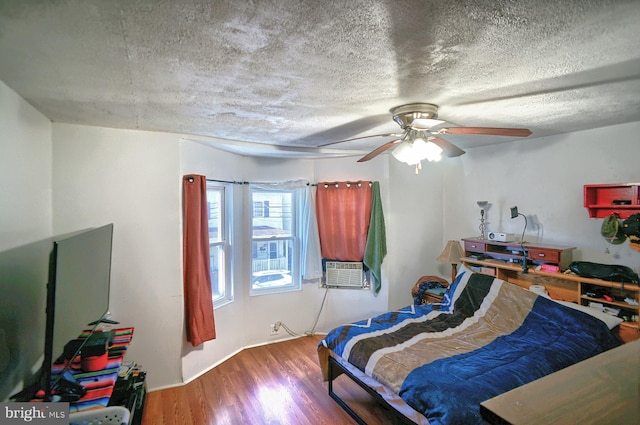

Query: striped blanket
[319,272,620,425]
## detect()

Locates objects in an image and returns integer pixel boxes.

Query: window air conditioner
[323,261,367,289]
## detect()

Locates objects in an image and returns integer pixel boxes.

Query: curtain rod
[318,181,373,188]
[205,178,374,187]
[206,178,249,185]
[206,178,318,186]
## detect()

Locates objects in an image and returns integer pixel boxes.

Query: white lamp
[477,201,488,239]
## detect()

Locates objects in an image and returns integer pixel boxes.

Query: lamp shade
[437,240,465,264]
[391,139,443,165]
[391,141,420,164]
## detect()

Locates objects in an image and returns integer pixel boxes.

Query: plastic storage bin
[69,406,130,425]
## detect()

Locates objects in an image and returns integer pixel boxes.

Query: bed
[318,269,622,425]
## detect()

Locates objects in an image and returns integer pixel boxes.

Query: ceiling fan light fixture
[391,141,420,165]
[416,140,443,162]
[391,136,443,166]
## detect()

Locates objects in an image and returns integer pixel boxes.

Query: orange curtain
[316,181,372,261]
[182,175,216,346]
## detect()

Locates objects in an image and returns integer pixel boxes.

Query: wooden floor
[141,335,403,425]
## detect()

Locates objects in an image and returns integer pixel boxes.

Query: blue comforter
[319,272,620,424]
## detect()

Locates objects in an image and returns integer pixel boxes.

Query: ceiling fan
[319,103,532,171]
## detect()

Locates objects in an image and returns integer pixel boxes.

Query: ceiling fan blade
[357,140,403,162]
[439,127,532,137]
[296,114,389,145]
[429,136,466,158]
[318,132,401,147]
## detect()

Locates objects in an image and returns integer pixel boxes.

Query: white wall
[52,124,184,390]
[386,156,447,309]
[0,80,52,250]
[442,122,640,270]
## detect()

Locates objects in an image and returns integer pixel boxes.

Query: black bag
[622,213,640,237]
[569,261,638,283]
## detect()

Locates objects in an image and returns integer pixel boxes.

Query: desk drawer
[528,248,561,263]
[615,323,640,344]
[464,241,486,253]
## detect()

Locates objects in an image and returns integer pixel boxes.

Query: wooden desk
[480,340,640,425]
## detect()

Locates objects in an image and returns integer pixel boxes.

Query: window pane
[206,182,232,308]
[210,243,224,300]
[253,201,263,218]
[249,186,299,296]
[207,188,222,242]
[252,191,292,238]
[251,238,294,290]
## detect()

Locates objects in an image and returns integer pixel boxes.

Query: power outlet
[270,322,281,336]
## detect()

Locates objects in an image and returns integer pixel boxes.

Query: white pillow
[554,300,624,330]
[455,263,473,279]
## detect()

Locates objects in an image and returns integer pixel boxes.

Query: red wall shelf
[584,183,640,219]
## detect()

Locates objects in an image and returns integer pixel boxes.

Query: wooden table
[480,340,640,425]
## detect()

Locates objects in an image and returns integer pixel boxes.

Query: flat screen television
[45,223,114,400]
[0,223,114,401]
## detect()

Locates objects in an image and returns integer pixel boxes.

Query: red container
[81,351,108,372]
[540,264,560,273]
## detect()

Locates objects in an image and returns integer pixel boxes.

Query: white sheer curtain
[299,183,323,280]
[250,179,322,281]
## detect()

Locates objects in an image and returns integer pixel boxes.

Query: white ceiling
[1,0,639,159]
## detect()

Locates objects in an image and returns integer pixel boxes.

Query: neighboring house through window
[249,185,300,295]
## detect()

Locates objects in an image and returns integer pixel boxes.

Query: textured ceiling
[1,0,639,159]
